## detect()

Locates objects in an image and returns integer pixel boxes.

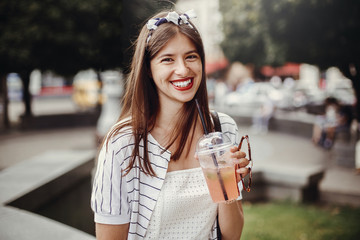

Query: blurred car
[295,85,326,102]
[223,82,284,115]
[290,85,327,114]
[291,90,308,108]
[326,77,356,106]
[329,87,356,106]
[294,78,356,114]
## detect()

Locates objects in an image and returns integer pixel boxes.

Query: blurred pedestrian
[251,97,275,134]
[214,78,229,106]
[312,97,354,150]
[335,105,353,134]
[312,97,339,149]
[91,9,250,240]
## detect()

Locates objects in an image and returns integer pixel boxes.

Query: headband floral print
[146,9,197,44]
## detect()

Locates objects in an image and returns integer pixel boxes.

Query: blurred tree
[0,0,101,120]
[0,0,172,127]
[220,0,269,67]
[99,0,172,73]
[220,0,360,122]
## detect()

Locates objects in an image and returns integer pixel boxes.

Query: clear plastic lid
[196,132,232,155]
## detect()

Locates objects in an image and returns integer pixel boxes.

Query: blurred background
[1,0,359,137]
[1,0,360,239]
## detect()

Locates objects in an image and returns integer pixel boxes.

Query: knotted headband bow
[146,9,197,44]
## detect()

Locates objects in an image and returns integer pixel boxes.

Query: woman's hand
[230,146,250,182]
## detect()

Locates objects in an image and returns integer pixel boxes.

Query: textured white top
[144,167,218,240]
[91,112,242,239]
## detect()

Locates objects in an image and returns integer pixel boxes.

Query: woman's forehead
[155,33,197,55]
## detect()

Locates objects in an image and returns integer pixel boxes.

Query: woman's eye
[161,58,173,63]
[186,55,198,60]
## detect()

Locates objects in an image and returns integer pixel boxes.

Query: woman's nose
[174,60,189,76]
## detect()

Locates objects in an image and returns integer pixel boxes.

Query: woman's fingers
[231,151,246,160]
[230,146,246,158]
[236,165,250,182]
[233,157,249,168]
[236,166,250,175]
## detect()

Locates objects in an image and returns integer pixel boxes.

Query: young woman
[91,9,250,240]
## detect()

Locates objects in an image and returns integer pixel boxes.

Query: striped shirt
[91,112,242,239]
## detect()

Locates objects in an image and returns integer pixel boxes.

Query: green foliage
[219,0,360,70]
[0,0,175,76]
[220,0,268,66]
[242,201,360,240]
[0,0,99,75]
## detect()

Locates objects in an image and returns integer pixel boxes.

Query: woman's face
[150,33,202,107]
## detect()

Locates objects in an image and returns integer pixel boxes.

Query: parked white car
[222,82,284,115]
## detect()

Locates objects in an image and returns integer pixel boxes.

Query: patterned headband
[146,9,197,44]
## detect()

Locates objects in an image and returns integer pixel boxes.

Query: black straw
[195,99,228,201]
[195,99,208,135]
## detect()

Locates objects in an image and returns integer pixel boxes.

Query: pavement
[0,126,98,240]
[0,126,97,170]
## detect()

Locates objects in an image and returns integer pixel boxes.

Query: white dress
[144,167,218,240]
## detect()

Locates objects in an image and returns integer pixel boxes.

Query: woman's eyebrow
[157,53,174,59]
[157,49,198,59]
[184,50,199,55]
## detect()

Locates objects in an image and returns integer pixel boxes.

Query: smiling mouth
[171,78,193,91]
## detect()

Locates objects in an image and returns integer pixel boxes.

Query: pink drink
[202,166,239,203]
[197,132,240,203]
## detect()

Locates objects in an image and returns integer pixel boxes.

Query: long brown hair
[107,10,213,176]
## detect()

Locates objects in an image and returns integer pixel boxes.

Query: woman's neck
[150,100,185,150]
[156,101,184,131]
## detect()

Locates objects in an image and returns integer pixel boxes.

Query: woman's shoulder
[215,112,239,144]
[97,124,135,163]
[109,128,134,145]
[216,112,237,127]
[105,118,135,147]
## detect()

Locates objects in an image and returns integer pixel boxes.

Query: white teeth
[172,79,192,87]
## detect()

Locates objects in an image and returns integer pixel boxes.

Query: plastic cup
[197,132,240,203]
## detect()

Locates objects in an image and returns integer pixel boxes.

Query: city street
[1,95,360,205]
[1,97,360,240]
